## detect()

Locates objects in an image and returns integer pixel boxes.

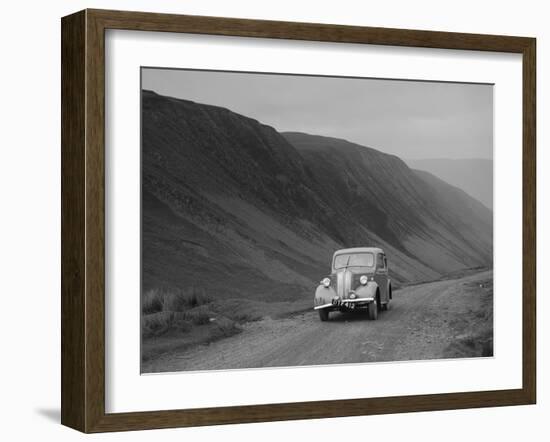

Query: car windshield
[333,253,375,270]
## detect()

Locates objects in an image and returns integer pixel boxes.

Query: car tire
[368,300,378,320]
[382,301,390,311]
[318,309,329,322]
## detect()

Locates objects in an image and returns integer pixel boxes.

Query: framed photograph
[61,9,536,433]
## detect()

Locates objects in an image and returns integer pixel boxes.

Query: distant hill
[141,90,493,302]
[405,158,493,209]
[283,132,492,281]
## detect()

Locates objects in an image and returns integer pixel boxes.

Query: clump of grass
[142,290,163,314]
[142,287,212,314]
[208,299,264,323]
[142,311,193,338]
[141,287,284,350]
[142,287,223,340]
[141,316,243,362]
[211,317,241,339]
[142,306,223,339]
[182,305,212,326]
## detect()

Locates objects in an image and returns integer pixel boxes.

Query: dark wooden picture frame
[61,9,536,433]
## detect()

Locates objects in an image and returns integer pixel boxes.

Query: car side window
[377,253,385,269]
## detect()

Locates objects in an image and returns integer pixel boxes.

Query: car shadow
[327,305,395,322]
[329,310,372,322]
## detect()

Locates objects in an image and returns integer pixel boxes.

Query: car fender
[314,285,337,308]
[354,280,379,300]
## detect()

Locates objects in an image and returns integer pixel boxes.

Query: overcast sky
[142,68,493,160]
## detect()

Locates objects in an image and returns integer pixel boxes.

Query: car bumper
[314,297,375,310]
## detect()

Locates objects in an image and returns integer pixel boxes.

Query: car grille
[336,270,353,299]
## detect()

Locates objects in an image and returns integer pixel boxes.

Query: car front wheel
[318,309,329,322]
[368,300,378,320]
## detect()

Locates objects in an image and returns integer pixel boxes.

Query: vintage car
[314,247,392,321]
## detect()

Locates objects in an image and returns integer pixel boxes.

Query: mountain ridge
[142,89,492,301]
[405,158,493,209]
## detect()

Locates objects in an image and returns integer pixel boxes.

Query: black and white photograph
[1,0,544,438]
[140,68,493,374]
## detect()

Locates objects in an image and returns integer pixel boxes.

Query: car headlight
[360,275,368,285]
[321,277,331,288]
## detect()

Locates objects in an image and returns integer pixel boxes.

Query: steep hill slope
[283,132,493,282]
[142,90,492,302]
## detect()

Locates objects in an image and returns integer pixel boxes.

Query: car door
[374,253,388,303]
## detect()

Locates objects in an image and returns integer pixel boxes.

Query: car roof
[333,247,385,256]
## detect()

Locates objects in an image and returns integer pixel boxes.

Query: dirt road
[143,270,493,373]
